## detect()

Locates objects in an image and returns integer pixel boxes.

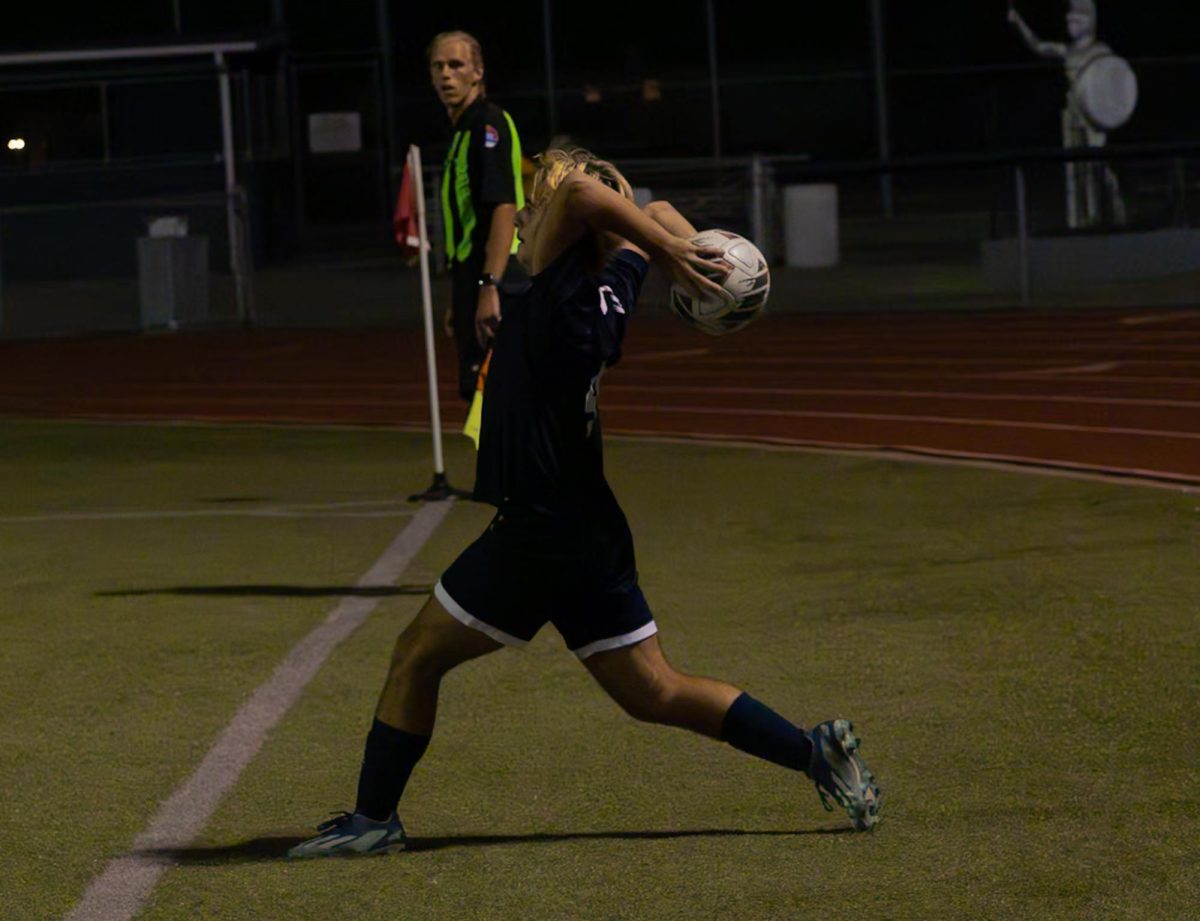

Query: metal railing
[405,142,1199,311]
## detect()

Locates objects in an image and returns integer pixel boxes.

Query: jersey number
[598,285,625,316]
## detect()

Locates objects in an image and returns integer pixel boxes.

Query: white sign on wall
[307,112,362,154]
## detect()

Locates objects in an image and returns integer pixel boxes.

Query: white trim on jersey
[572,621,659,661]
[434,580,530,648]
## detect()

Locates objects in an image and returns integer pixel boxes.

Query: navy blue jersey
[473,244,649,515]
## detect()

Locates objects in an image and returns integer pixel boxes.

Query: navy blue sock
[354,718,430,821]
[720,693,813,774]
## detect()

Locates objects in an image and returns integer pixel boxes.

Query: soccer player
[428,30,526,402]
[288,148,881,857]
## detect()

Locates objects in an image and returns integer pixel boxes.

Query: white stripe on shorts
[572,621,659,661]
[434,580,530,649]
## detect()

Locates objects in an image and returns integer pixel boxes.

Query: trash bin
[783,184,839,268]
[136,216,209,330]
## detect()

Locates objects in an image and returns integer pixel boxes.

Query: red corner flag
[393,161,422,262]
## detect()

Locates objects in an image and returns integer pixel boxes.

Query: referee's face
[430,39,483,112]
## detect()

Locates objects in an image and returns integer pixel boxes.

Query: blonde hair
[529,146,634,210]
[427,30,484,73]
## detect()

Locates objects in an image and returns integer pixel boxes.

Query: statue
[1008,0,1138,228]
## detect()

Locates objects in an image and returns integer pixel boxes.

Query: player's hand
[662,237,730,304]
[443,307,455,338]
[475,285,502,348]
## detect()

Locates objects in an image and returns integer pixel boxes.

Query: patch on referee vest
[484,124,500,148]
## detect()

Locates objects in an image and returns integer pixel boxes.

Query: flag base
[409,472,472,503]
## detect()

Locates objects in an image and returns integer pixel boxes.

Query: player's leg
[288,595,502,858]
[583,634,880,830]
[374,591,503,732]
[558,504,833,792]
[583,633,803,751]
[581,633,738,736]
[290,511,552,858]
[356,593,503,818]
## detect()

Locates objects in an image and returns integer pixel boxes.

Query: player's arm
[599,200,696,265]
[643,200,698,239]
[535,172,726,302]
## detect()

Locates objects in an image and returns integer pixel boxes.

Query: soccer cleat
[808,719,882,831]
[286,811,406,858]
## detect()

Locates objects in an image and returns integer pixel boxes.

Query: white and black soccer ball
[669,229,770,335]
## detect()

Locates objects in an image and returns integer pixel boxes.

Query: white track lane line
[601,384,1200,409]
[621,347,714,362]
[62,500,453,921]
[1121,311,1200,326]
[152,383,1200,408]
[1006,361,1122,376]
[601,404,1200,441]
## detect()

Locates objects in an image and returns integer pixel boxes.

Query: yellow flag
[463,349,491,450]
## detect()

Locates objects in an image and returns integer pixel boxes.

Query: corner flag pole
[407,144,470,502]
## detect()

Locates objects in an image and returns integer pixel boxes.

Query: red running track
[1,308,1198,486]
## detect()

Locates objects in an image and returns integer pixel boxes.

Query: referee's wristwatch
[478,272,499,288]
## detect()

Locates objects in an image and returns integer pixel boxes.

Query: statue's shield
[1077,54,1138,130]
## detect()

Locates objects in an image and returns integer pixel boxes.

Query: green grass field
[2,420,1196,921]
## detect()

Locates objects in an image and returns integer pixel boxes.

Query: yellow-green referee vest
[441,96,524,266]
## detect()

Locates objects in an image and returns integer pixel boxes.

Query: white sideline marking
[0,502,414,524]
[63,500,453,921]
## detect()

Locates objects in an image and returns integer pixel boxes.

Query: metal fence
[0,191,252,339]
[3,145,1197,341]
[604,145,1200,312]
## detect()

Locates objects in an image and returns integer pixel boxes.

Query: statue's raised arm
[1008,5,1067,59]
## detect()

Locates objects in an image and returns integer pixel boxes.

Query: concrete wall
[982,229,1200,293]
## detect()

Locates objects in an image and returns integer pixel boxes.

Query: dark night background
[2,1,1198,260]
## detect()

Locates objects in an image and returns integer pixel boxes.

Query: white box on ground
[137,235,209,330]
[148,215,188,238]
[783,184,839,268]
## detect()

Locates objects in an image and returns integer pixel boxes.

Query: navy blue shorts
[435,505,656,659]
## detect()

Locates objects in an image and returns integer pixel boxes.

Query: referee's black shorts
[451,260,487,402]
[435,501,657,660]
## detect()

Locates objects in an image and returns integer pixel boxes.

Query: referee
[428,30,526,402]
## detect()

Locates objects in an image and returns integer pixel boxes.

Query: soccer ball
[669,230,770,335]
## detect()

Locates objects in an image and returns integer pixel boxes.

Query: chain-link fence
[605,148,1200,313]
[3,148,1196,342]
[0,191,252,339]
